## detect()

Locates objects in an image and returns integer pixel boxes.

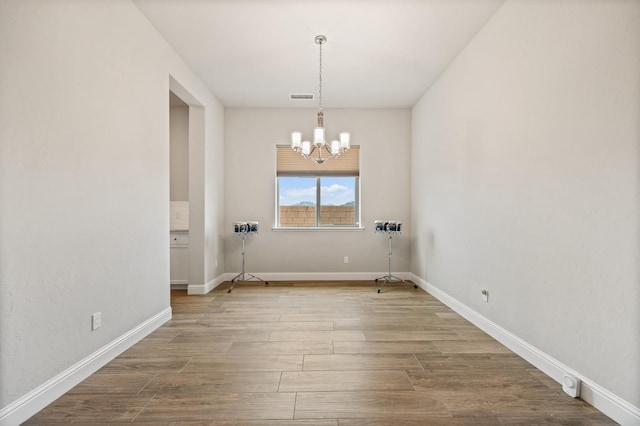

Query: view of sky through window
[279,177,355,206]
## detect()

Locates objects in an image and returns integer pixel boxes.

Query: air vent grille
[290,94,314,100]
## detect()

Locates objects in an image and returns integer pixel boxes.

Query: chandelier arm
[322,144,331,162]
[308,144,317,159]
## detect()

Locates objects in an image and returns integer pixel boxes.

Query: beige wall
[224,108,411,276]
[169,106,189,201]
[412,0,639,409]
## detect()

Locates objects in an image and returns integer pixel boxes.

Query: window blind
[276,145,359,176]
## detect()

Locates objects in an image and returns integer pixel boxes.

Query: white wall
[224,108,411,277]
[412,0,639,411]
[204,104,226,286]
[0,0,224,416]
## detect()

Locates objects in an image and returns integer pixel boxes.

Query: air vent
[290,94,314,100]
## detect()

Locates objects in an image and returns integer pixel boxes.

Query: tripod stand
[374,221,417,293]
[375,232,405,293]
[229,232,268,293]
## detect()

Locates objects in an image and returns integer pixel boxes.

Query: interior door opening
[169,91,189,294]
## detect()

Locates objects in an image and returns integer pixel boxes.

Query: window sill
[272,226,365,232]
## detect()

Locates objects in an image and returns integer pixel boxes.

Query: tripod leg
[229,234,268,291]
[245,273,269,285]
[229,235,247,293]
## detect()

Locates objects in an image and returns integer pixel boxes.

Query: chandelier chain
[318,38,323,110]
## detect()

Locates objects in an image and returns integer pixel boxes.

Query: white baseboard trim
[410,274,640,426]
[0,307,172,426]
[221,271,413,283]
[186,272,413,295]
[170,283,188,290]
[187,273,227,295]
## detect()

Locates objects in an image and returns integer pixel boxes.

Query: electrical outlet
[91,312,102,330]
[343,256,349,264]
[481,289,489,302]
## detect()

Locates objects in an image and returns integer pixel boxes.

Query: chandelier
[290,35,350,164]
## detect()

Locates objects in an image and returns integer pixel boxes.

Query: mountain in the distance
[292,201,354,206]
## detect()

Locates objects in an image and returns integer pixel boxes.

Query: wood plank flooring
[25,281,616,425]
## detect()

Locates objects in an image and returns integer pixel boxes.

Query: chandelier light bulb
[301,141,311,156]
[314,127,325,146]
[331,140,340,156]
[291,131,302,150]
[340,132,350,150]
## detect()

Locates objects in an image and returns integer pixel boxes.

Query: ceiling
[134,0,505,108]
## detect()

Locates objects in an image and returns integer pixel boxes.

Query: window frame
[276,175,361,229]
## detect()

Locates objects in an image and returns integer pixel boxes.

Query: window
[276,146,360,228]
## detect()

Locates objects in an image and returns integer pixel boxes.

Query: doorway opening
[169,91,190,292]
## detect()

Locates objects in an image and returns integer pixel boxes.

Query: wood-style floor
[26,281,615,425]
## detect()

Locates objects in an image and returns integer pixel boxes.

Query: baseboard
[187,271,412,294]
[410,274,640,426]
[222,271,413,283]
[0,307,172,426]
[187,273,227,295]
[170,283,188,290]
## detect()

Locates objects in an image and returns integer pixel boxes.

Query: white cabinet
[170,231,189,287]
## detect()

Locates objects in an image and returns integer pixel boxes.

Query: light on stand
[229,222,269,293]
[375,220,418,293]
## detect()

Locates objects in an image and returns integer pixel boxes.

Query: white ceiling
[134,0,505,108]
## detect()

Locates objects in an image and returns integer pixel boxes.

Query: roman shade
[276,145,360,176]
